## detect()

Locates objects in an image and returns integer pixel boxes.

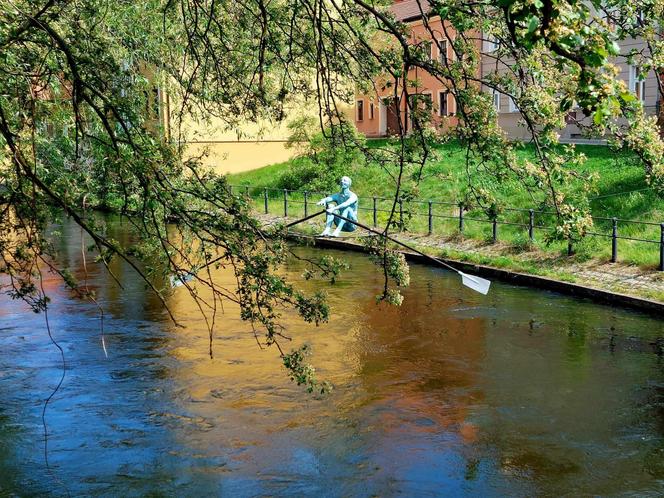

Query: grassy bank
[229,140,664,269]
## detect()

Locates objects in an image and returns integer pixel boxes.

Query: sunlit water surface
[1,219,664,496]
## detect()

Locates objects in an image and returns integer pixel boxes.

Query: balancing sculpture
[316,176,358,237]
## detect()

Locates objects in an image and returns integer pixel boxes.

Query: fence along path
[228,184,664,271]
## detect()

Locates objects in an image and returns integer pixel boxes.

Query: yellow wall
[160,77,353,174]
[184,141,295,174]
[162,85,307,173]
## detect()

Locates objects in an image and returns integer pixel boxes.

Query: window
[407,93,432,131]
[369,99,375,120]
[421,92,432,108]
[450,36,463,62]
[483,35,498,53]
[509,97,518,113]
[356,99,364,121]
[410,92,432,112]
[421,41,433,61]
[492,89,501,112]
[439,91,449,116]
[437,40,448,64]
[629,65,646,102]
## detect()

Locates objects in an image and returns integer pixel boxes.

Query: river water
[1,219,664,496]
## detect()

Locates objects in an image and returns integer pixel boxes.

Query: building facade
[354,0,465,138]
[355,0,660,143]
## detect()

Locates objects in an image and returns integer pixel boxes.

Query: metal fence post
[611,218,618,263]
[529,209,534,241]
[373,197,377,227]
[428,201,433,235]
[660,223,664,271]
[240,184,664,266]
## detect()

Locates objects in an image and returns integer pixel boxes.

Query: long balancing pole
[296,210,491,295]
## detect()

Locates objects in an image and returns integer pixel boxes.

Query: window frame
[421,91,433,108]
[407,92,433,132]
[492,89,501,112]
[421,40,433,61]
[437,39,448,64]
[356,99,364,121]
[509,96,518,113]
[629,65,646,102]
[438,90,449,116]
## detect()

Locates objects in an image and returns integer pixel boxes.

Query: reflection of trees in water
[51,215,169,321]
[479,293,664,493]
[0,410,29,493]
[3,228,664,494]
[344,268,664,493]
[0,292,179,493]
[350,270,488,444]
[0,215,184,494]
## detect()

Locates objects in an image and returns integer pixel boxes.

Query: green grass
[230,140,664,269]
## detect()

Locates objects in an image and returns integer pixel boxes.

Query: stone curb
[290,234,664,316]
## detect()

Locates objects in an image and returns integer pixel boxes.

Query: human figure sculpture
[316,176,358,237]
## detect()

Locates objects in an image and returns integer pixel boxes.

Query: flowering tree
[1,0,663,389]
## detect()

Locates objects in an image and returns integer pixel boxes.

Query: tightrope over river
[1,217,664,496]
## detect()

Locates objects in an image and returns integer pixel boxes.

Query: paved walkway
[257,213,664,304]
[398,232,664,299]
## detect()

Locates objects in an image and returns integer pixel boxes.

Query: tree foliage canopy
[1,0,664,388]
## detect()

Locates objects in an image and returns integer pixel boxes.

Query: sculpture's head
[340,176,352,189]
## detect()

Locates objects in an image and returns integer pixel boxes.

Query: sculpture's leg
[320,211,335,236]
[332,207,352,236]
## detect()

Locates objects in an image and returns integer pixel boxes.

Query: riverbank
[230,141,664,268]
[256,213,664,311]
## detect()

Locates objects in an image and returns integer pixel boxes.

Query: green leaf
[527,16,539,34]
[584,51,605,67]
[608,40,621,56]
[620,92,637,103]
[435,6,450,18]
[593,109,603,125]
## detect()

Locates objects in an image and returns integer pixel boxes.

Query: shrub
[277,116,365,192]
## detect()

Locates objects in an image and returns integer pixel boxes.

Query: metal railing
[228,184,664,271]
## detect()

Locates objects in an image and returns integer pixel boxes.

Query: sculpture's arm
[333,192,358,211]
[316,195,334,206]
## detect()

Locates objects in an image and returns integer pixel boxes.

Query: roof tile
[390,0,431,22]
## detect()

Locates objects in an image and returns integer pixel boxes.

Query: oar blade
[169,272,195,288]
[460,272,491,295]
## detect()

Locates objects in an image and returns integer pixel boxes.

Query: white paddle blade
[459,272,491,295]
[169,275,184,288]
[169,272,195,288]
